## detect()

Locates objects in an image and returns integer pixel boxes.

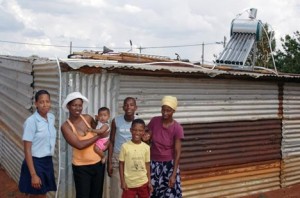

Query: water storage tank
[231,19,262,41]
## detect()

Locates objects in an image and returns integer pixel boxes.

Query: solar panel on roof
[216,9,262,68]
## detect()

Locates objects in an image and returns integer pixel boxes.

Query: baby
[88,107,110,164]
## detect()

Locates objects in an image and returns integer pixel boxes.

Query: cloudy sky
[0,0,299,64]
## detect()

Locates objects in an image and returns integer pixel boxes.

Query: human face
[97,110,110,123]
[161,105,175,120]
[35,94,51,118]
[123,98,137,116]
[130,123,145,144]
[67,98,83,116]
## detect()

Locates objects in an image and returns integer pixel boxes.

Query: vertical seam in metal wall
[278,81,284,188]
[55,58,62,198]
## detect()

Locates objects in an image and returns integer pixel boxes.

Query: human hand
[168,175,176,188]
[31,174,42,189]
[98,130,109,138]
[121,181,128,190]
[148,182,153,193]
[102,141,110,151]
[107,162,113,177]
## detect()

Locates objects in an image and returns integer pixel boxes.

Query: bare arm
[89,114,97,129]
[146,162,153,193]
[107,118,116,177]
[87,114,109,138]
[169,138,182,188]
[119,161,127,190]
[23,141,42,189]
[89,123,109,136]
[61,122,101,150]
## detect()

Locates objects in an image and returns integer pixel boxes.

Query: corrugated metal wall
[0,56,33,182]
[181,120,282,197]
[118,75,279,123]
[281,83,300,188]
[59,70,119,198]
[2,56,300,197]
[32,60,60,198]
[181,120,282,170]
[29,62,120,197]
[118,75,283,197]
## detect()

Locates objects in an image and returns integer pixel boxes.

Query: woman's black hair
[35,90,50,101]
[67,98,83,106]
[131,118,145,128]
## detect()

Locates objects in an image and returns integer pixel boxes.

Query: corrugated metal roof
[53,58,300,80]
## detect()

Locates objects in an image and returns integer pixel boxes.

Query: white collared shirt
[22,111,57,157]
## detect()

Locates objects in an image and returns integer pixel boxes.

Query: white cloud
[0,0,299,62]
[121,4,142,13]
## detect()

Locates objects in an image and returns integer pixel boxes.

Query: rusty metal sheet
[281,155,300,187]
[181,119,282,197]
[182,160,280,198]
[241,182,300,198]
[181,119,282,171]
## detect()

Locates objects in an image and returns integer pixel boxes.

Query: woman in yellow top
[61,92,109,198]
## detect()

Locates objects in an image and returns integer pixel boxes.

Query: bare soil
[0,167,27,198]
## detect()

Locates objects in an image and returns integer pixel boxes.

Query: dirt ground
[1,166,300,198]
[0,167,27,198]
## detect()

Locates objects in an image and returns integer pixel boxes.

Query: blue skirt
[19,156,57,194]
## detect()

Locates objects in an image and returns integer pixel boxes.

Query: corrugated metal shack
[0,53,300,198]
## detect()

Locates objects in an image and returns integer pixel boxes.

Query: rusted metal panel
[281,156,300,187]
[182,160,280,198]
[181,119,282,197]
[241,182,300,198]
[181,120,282,171]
